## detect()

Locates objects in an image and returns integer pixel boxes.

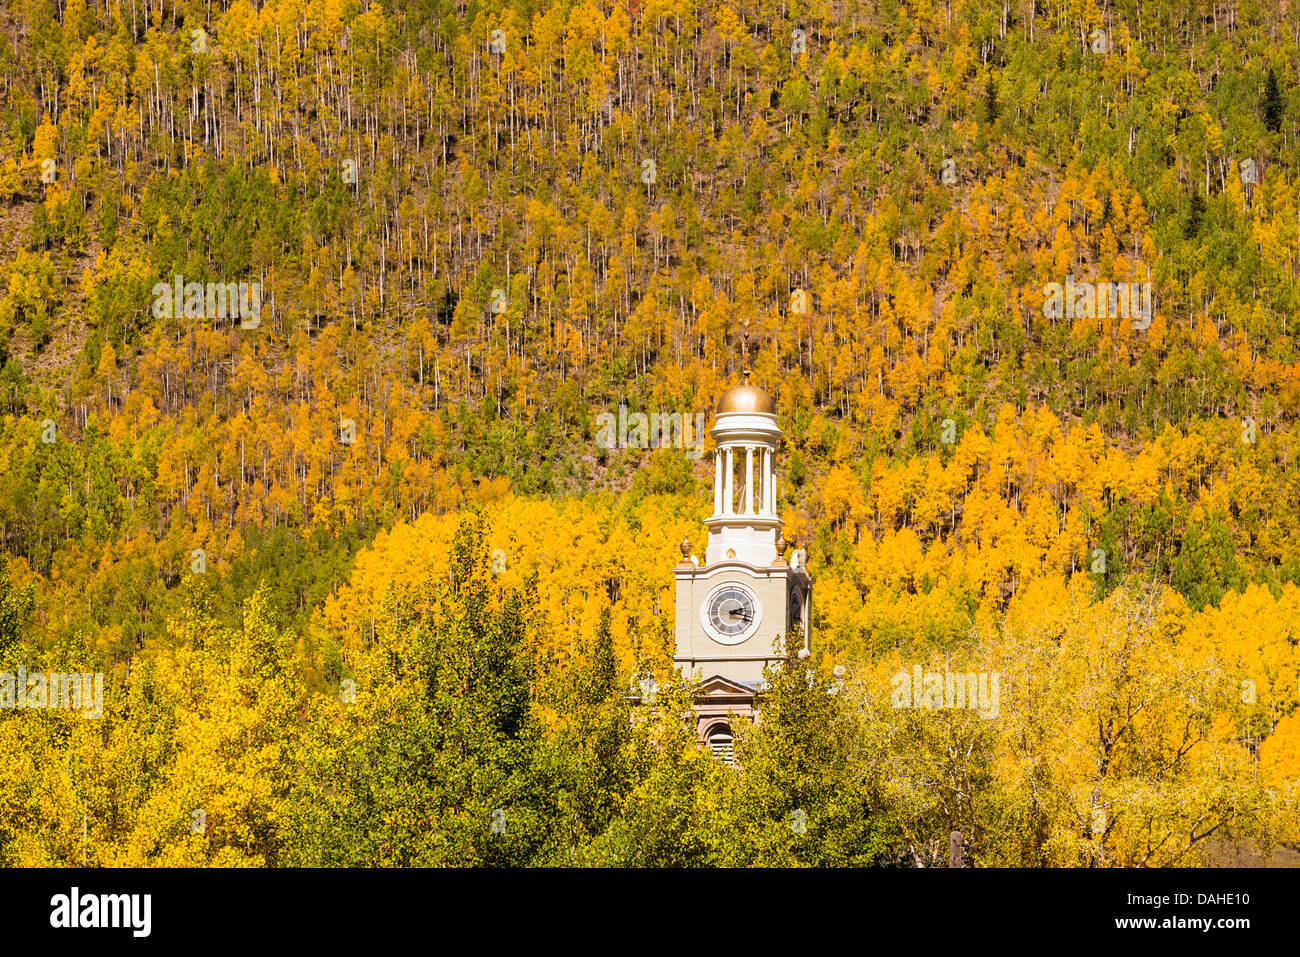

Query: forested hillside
[0,0,1297,865]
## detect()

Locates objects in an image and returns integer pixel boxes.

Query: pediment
[693,674,759,698]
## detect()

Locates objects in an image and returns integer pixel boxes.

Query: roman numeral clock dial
[702,583,761,644]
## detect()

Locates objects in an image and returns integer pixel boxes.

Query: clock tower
[673,371,812,755]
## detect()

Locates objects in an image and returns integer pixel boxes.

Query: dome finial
[717,371,775,415]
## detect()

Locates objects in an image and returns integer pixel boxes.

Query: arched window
[706,723,734,765]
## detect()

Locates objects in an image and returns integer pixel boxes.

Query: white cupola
[704,370,783,566]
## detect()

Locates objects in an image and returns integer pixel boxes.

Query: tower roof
[717,370,775,415]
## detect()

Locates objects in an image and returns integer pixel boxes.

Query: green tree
[717,645,899,866]
[1171,516,1246,611]
[0,557,34,666]
[287,516,553,866]
[983,72,1000,125]
[1262,67,1283,134]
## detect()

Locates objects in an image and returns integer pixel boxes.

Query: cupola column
[744,447,754,514]
[723,447,734,515]
[713,450,723,514]
[764,448,774,514]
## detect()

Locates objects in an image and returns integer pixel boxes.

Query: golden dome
[717,371,775,415]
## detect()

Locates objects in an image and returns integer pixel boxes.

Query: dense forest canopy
[0,0,1296,865]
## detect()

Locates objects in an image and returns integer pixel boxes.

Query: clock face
[702,583,761,644]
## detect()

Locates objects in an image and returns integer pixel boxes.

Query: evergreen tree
[1183,189,1206,239]
[1263,67,1284,133]
[983,72,1000,124]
